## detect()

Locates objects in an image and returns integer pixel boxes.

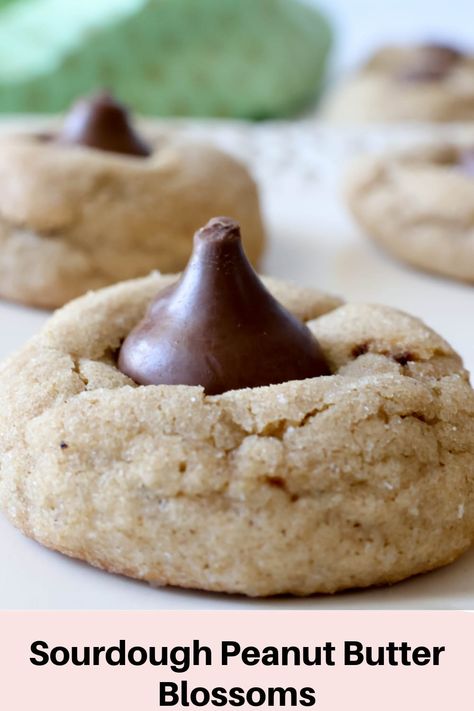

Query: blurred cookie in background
[322,42,474,122]
[345,142,474,282]
[0,92,265,309]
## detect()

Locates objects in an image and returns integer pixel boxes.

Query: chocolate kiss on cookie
[397,42,463,82]
[56,92,151,156]
[118,217,329,395]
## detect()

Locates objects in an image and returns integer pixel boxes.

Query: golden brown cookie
[345,143,474,282]
[0,132,265,309]
[1,272,473,596]
[323,43,474,122]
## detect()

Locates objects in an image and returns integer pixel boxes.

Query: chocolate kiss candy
[56,92,151,156]
[397,42,463,83]
[420,42,463,65]
[118,217,330,395]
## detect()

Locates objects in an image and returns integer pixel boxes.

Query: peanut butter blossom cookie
[323,42,474,122]
[346,143,474,282]
[0,93,265,309]
[1,217,473,597]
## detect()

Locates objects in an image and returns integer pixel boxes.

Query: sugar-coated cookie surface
[323,44,474,123]
[0,133,265,308]
[346,144,474,282]
[0,273,473,597]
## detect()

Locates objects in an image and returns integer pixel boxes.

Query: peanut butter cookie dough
[0,94,265,309]
[1,218,473,597]
[323,43,474,122]
[346,143,474,282]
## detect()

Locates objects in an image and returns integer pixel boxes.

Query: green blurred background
[0,0,332,118]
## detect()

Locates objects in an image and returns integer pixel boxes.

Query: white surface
[1,121,474,609]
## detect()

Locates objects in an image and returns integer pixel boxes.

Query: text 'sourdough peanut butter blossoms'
[1,217,473,597]
[0,93,265,309]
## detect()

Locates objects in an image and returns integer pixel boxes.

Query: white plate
[1,121,473,609]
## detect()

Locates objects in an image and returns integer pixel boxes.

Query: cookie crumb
[393,352,415,366]
[266,476,286,489]
[351,342,370,358]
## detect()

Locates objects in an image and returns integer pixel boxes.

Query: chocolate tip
[87,90,124,110]
[196,217,241,244]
